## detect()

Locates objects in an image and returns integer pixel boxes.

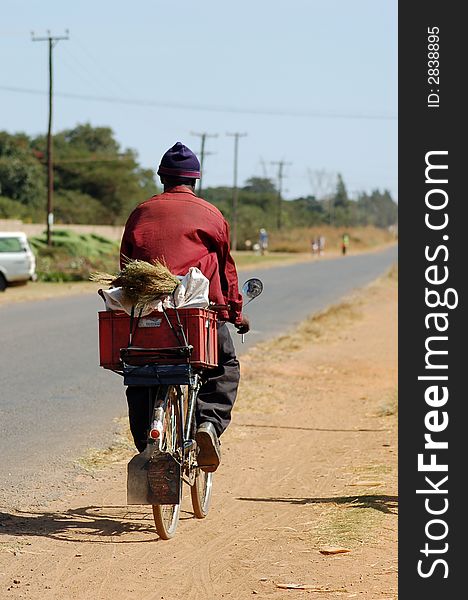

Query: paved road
[0,246,396,505]
[232,245,397,354]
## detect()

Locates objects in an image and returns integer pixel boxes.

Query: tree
[243,177,277,194]
[32,124,158,224]
[307,168,337,201]
[283,196,325,228]
[327,173,351,226]
[334,173,349,208]
[54,123,120,154]
[0,131,46,210]
[354,189,397,228]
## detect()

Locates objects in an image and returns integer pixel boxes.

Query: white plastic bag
[101,267,210,315]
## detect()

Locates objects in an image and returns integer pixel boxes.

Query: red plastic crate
[99,308,218,370]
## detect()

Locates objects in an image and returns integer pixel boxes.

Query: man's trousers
[125,323,240,452]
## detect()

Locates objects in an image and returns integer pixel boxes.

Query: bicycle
[98,277,263,539]
[122,355,215,539]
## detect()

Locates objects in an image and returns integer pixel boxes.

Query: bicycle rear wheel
[152,386,183,539]
[191,468,213,519]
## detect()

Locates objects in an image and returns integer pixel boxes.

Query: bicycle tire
[191,468,213,519]
[152,385,183,539]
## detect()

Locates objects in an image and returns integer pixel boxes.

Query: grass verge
[268,225,396,253]
[29,229,119,282]
[76,418,134,474]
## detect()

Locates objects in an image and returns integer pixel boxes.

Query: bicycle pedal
[147,453,181,505]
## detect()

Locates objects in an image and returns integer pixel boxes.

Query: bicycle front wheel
[152,386,183,540]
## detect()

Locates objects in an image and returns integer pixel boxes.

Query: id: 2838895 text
[427,26,440,108]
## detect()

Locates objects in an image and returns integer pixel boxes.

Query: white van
[0,232,37,291]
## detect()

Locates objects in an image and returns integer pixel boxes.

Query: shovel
[127,446,181,505]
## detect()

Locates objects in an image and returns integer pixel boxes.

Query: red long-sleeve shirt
[120,186,243,324]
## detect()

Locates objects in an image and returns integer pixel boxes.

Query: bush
[0,196,29,219]
[54,190,110,224]
[30,229,119,281]
[36,253,119,282]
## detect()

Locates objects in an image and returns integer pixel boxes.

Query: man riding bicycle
[120,142,249,472]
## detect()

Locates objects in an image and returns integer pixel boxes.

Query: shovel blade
[127,448,152,504]
[127,448,181,505]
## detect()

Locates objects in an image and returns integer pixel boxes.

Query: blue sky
[1,0,397,200]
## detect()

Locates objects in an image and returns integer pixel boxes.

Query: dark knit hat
[157,142,201,179]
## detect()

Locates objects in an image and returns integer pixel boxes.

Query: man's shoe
[195,422,221,473]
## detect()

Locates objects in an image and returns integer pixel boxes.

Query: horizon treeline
[1,124,397,246]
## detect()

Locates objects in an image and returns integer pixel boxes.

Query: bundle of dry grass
[90,259,179,307]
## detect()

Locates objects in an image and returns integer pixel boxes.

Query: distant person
[311,237,319,255]
[258,228,268,255]
[244,239,252,251]
[342,232,350,256]
[318,235,325,256]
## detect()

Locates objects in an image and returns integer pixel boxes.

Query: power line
[73,36,128,97]
[60,49,106,97]
[191,132,218,195]
[0,85,397,121]
[62,45,111,94]
[31,30,69,246]
[226,132,247,251]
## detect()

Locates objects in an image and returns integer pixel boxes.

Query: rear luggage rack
[122,363,196,386]
[121,345,194,364]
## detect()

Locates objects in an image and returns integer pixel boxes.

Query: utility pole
[32,30,69,246]
[328,195,334,226]
[191,131,218,196]
[271,160,292,229]
[226,132,247,251]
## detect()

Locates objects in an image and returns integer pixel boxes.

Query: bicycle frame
[149,373,203,485]
[125,363,204,504]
